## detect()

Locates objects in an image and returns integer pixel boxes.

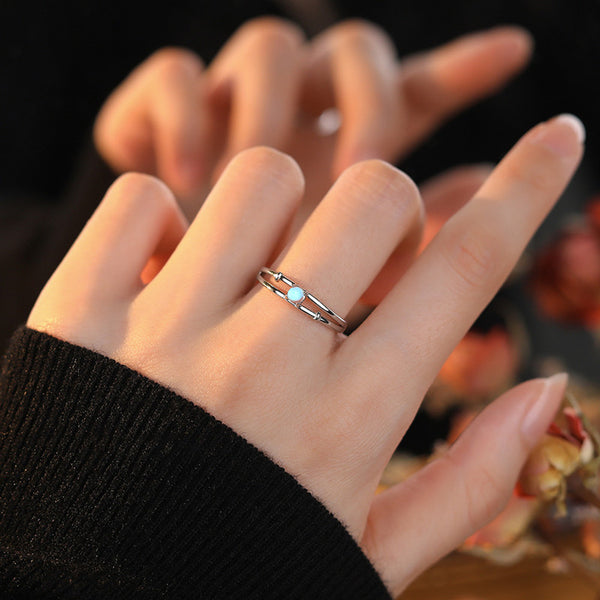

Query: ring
[256,268,347,333]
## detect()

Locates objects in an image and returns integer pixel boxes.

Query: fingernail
[491,25,535,60]
[521,373,568,446]
[470,162,495,177]
[556,114,586,143]
[474,161,496,170]
[531,114,585,157]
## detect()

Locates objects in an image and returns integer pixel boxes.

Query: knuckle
[340,160,421,220]
[441,453,509,533]
[465,465,510,530]
[504,156,562,196]
[149,47,203,79]
[106,173,176,215]
[333,19,395,54]
[440,221,502,291]
[227,146,304,190]
[241,16,305,52]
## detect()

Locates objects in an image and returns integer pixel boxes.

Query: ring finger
[249,160,424,339]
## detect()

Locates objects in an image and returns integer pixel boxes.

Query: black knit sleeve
[0,327,392,600]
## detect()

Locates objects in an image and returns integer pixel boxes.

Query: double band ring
[256,268,348,333]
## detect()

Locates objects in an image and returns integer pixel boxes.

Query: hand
[93,18,531,304]
[30,114,583,595]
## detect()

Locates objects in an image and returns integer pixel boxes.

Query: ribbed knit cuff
[0,327,392,599]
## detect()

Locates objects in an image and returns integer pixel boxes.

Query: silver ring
[257,268,347,333]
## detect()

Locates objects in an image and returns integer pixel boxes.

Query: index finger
[342,115,584,419]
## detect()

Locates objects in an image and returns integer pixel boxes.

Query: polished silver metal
[257,267,347,333]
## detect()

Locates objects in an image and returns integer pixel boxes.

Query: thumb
[362,374,567,597]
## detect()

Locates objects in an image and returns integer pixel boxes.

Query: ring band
[257,268,348,333]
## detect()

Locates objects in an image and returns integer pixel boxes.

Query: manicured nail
[521,373,568,446]
[468,162,495,178]
[532,114,585,157]
[557,114,586,142]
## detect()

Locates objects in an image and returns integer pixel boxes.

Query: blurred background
[1,0,599,597]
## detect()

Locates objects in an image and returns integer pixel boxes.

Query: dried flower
[426,327,520,414]
[529,200,600,327]
[519,399,599,515]
[519,433,582,505]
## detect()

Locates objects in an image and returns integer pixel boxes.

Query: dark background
[1,0,597,197]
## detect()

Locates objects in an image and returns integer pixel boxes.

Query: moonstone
[287,286,305,302]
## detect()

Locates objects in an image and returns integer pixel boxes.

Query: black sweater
[0,326,392,599]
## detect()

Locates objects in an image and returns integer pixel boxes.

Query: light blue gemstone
[287,286,305,302]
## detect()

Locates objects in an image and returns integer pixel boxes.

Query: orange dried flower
[529,199,600,327]
[519,434,582,503]
[429,327,519,413]
[519,404,598,514]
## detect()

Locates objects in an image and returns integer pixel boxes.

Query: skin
[93,18,533,305]
[29,114,583,596]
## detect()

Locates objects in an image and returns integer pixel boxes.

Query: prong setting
[286,286,305,304]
